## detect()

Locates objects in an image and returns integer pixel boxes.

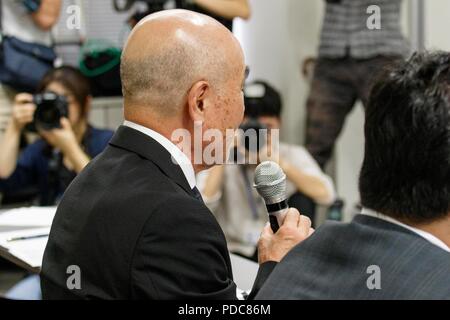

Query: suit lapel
[109,126,194,196]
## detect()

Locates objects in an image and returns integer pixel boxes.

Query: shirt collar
[123,121,196,189]
[361,208,450,253]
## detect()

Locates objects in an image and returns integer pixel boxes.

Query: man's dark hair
[244,81,282,118]
[359,51,450,224]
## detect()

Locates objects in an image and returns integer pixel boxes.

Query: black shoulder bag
[0,0,57,93]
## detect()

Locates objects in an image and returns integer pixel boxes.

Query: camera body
[29,92,69,132]
[230,119,267,164]
[240,119,267,154]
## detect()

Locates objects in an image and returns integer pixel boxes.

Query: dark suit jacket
[41,126,275,300]
[256,215,450,300]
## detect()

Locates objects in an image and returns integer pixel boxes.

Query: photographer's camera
[27,92,69,132]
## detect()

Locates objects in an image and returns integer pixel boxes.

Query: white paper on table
[0,227,50,268]
[0,207,56,228]
[230,253,259,293]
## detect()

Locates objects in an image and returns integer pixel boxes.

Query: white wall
[235,0,324,145]
[425,0,450,51]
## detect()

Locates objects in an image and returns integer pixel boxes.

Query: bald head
[121,10,244,117]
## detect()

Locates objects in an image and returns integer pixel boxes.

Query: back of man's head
[120,9,242,118]
[360,51,450,224]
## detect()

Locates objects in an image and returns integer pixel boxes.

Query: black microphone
[254,161,289,233]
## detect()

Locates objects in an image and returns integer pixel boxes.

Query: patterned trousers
[305,55,402,168]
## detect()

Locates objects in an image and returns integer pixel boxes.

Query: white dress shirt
[362,208,450,253]
[123,121,196,189]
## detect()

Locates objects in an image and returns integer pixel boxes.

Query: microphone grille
[254,161,287,201]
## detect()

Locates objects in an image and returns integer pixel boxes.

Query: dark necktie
[191,186,204,203]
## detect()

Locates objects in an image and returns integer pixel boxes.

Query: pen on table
[6,234,49,242]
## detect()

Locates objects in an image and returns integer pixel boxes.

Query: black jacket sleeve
[247,261,277,300]
[130,194,238,300]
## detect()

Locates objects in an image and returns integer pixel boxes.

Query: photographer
[0,66,114,206]
[197,81,336,260]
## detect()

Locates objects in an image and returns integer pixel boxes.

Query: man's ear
[187,81,209,122]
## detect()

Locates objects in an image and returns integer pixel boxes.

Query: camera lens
[37,106,61,126]
[32,92,68,131]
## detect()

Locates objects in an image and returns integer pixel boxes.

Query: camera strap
[45,149,63,206]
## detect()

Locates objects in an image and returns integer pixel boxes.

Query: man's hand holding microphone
[254,161,315,264]
[258,208,314,263]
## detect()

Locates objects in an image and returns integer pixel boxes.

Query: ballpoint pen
[6,234,49,242]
